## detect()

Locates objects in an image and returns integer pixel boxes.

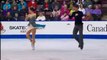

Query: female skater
[0,23,3,31]
[0,22,6,33]
[25,8,45,50]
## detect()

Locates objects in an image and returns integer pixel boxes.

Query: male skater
[69,4,84,50]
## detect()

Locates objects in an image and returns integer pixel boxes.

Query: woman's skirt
[35,24,46,29]
[26,24,46,32]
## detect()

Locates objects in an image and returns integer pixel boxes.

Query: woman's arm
[25,14,29,21]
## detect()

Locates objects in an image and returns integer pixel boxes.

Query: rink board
[1,21,107,39]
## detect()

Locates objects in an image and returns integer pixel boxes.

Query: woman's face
[32,0,35,2]
[22,6,25,9]
[95,5,99,9]
[39,12,43,16]
[15,13,18,17]
[54,6,58,10]
[94,0,98,2]
[45,0,48,3]
[6,6,9,10]
[80,5,83,8]
[20,0,24,2]
[64,5,67,9]
[13,0,16,3]
[7,12,11,16]
[13,6,17,10]
[88,5,92,9]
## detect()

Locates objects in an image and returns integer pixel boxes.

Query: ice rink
[1,39,107,60]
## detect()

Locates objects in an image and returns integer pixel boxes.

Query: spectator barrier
[1,21,107,39]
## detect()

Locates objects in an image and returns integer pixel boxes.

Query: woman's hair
[30,7,35,12]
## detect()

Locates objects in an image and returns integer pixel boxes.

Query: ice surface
[1,39,107,60]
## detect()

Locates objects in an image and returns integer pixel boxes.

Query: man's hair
[73,4,79,8]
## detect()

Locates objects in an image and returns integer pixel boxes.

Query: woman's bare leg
[26,29,32,42]
[31,28,36,50]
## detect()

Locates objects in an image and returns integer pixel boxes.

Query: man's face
[6,1,9,4]
[73,7,78,11]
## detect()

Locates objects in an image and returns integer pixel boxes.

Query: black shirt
[69,11,83,25]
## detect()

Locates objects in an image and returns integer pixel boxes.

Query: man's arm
[69,12,75,19]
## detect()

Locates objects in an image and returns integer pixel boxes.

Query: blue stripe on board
[1,20,107,22]
[1,35,107,39]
